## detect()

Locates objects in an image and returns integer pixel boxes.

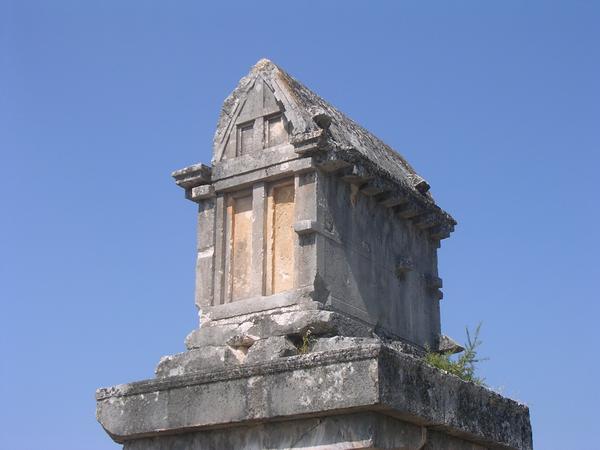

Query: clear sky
[1,1,599,449]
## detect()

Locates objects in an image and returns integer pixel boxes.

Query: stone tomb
[96,59,532,450]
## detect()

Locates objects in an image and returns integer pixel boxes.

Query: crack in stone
[287,418,323,449]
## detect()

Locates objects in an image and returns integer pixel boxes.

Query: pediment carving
[215,78,291,162]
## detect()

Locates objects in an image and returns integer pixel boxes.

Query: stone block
[438,334,465,354]
[245,336,298,363]
[194,250,214,309]
[98,344,531,449]
[246,309,373,339]
[155,346,242,378]
[186,308,373,350]
[171,163,211,189]
[202,286,317,321]
[196,199,215,251]
[185,323,241,349]
[423,430,487,450]
[189,184,215,202]
[122,412,426,450]
[225,333,259,348]
[97,59,529,450]
[311,336,380,353]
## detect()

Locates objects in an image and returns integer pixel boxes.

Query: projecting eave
[210,58,456,239]
[300,137,457,241]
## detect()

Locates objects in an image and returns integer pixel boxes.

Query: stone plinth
[96,344,532,450]
[96,58,533,449]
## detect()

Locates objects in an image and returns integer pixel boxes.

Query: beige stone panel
[237,122,254,156]
[230,194,253,301]
[265,114,287,147]
[267,181,295,294]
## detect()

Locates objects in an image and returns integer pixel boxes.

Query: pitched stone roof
[266,62,427,187]
[210,59,455,238]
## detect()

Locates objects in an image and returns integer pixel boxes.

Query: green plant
[298,329,313,354]
[425,323,487,385]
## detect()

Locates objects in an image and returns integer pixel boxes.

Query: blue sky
[1,1,599,449]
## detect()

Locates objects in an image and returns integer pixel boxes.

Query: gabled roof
[210,59,455,237]
[216,59,428,189]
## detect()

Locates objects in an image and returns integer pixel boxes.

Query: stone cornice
[303,137,456,241]
[171,163,212,189]
[96,344,531,449]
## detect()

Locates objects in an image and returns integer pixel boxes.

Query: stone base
[160,295,427,379]
[123,412,487,450]
[96,344,532,450]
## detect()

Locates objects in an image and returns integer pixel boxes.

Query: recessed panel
[269,182,295,294]
[230,194,253,301]
[237,122,254,156]
[266,114,287,147]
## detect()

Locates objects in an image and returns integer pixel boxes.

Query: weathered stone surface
[319,171,442,349]
[123,412,427,450]
[423,430,487,450]
[186,308,373,350]
[189,184,215,202]
[212,143,299,182]
[167,59,459,350]
[97,344,531,449]
[184,323,241,349]
[246,309,373,339]
[264,181,296,295]
[245,336,298,363]
[155,346,243,378]
[438,334,465,354]
[201,286,317,321]
[211,157,314,192]
[310,336,380,352]
[378,346,531,450]
[210,58,450,219]
[225,333,258,348]
[171,163,211,189]
[97,59,532,450]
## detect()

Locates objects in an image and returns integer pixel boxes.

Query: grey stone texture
[123,413,427,450]
[187,307,373,349]
[316,172,442,348]
[155,345,244,378]
[244,335,298,363]
[169,59,458,350]
[96,59,532,450]
[97,344,532,449]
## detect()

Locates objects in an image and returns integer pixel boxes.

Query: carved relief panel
[266,180,295,295]
[221,79,289,160]
[226,191,254,302]
[222,177,296,303]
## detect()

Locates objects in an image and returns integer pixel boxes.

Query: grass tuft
[425,323,487,386]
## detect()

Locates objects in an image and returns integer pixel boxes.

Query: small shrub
[298,330,313,354]
[425,323,487,386]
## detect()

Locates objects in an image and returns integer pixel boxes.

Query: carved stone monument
[96,59,532,449]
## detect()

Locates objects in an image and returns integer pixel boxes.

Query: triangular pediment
[214,71,298,162]
[210,60,445,213]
